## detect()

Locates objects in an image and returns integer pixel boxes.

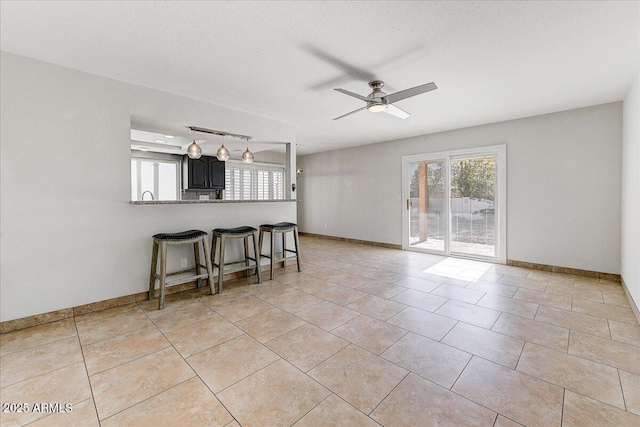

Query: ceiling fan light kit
[334,80,437,120]
[367,101,387,113]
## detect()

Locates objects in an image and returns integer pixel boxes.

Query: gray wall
[299,103,622,274]
[622,71,640,310]
[0,52,296,321]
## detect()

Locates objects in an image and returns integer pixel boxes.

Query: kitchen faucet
[141,190,155,201]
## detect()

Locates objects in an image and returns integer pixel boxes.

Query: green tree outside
[410,158,494,201]
[451,157,495,201]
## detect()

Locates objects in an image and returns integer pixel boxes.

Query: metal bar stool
[258,222,301,280]
[211,226,262,292]
[148,230,215,310]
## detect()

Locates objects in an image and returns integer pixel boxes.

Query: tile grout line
[97,376,197,424]
[198,343,282,396]
[0,332,77,358]
[438,320,460,343]
[513,337,528,372]
[286,393,334,427]
[448,352,474,391]
[617,368,629,412]
[72,317,101,426]
[560,388,566,426]
[366,370,412,418]
[292,366,385,427]
[0,360,87,392]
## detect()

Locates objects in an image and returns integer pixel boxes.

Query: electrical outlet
[323,223,328,229]
[394,194,401,200]
[180,258,188,268]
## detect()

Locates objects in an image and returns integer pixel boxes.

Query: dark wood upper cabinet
[185,156,225,190]
[208,158,225,189]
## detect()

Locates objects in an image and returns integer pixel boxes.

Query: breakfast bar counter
[130,199,297,205]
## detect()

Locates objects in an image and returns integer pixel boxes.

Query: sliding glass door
[402,145,506,263]
[408,159,446,253]
[450,155,496,258]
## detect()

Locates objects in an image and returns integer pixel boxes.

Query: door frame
[401,144,507,264]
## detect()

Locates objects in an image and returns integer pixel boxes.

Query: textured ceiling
[1,1,638,154]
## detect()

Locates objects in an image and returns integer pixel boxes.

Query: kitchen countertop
[130,199,298,205]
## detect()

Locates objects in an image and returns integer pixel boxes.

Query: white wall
[622,72,640,310]
[253,149,287,165]
[299,103,622,274]
[0,52,297,322]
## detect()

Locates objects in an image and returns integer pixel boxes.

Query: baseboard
[621,277,640,325]
[299,232,402,250]
[0,262,290,334]
[507,259,620,282]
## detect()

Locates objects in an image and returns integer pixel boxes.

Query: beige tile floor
[1,236,640,426]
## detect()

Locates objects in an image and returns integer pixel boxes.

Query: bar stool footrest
[213,260,259,274]
[164,273,210,287]
[261,252,298,263]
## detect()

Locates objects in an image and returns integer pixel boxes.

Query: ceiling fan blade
[384,104,411,119]
[384,82,438,104]
[334,88,370,102]
[304,45,376,82]
[333,106,367,120]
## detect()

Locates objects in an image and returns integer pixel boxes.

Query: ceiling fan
[333,80,437,120]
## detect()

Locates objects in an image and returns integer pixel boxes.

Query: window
[224,161,285,201]
[131,155,181,201]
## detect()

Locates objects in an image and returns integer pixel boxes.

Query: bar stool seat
[211,226,262,292]
[261,222,298,231]
[259,222,301,280]
[153,230,207,241]
[149,229,215,310]
[212,226,257,235]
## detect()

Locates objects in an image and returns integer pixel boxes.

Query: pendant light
[241,137,254,163]
[216,136,230,161]
[187,129,202,159]
[241,147,254,163]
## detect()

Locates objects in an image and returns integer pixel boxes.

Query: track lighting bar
[188,126,251,141]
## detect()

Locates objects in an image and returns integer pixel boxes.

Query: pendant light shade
[241,147,254,163]
[187,135,202,159]
[216,144,230,161]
